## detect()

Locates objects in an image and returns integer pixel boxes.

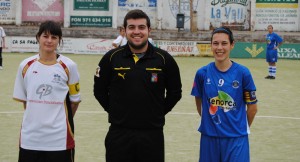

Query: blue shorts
[199,134,249,162]
[266,49,278,63]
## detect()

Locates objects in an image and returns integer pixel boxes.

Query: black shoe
[269,76,275,79]
[265,75,271,79]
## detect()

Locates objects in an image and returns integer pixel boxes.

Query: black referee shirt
[94,43,182,129]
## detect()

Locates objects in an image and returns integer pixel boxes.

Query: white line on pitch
[255,116,300,120]
[1,111,300,120]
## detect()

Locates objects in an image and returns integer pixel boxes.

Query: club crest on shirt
[232,80,239,88]
[151,73,158,82]
[52,74,64,85]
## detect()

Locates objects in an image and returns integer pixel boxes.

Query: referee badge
[95,66,100,77]
[151,73,158,82]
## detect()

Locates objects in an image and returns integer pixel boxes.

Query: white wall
[3,0,300,31]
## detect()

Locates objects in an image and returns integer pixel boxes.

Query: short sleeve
[13,64,27,102]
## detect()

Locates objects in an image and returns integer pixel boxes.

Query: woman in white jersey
[13,20,81,162]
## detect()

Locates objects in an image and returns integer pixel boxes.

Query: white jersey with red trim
[13,54,81,151]
[0,27,6,47]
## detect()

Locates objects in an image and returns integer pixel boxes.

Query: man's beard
[128,39,148,50]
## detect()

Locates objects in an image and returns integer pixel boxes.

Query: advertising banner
[231,42,300,59]
[70,16,112,27]
[255,0,299,31]
[209,0,251,30]
[22,0,64,22]
[10,37,39,52]
[0,0,16,23]
[155,40,199,56]
[74,0,109,11]
[7,37,114,54]
[60,38,114,54]
[117,0,157,28]
[4,37,300,59]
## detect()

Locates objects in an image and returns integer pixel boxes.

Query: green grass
[1,53,300,162]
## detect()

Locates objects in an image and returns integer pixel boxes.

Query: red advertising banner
[22,0,64,22]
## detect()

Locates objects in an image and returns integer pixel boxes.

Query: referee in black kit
[94,9,182,162]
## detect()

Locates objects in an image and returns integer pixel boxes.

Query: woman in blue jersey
[265,25,283,79]
[191,27,258,162]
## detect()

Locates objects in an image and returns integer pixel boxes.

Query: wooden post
[190,0,197,32]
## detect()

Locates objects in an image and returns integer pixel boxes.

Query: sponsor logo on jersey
[206,78,211,84]
[118,73,126,80]
[208,91,236,124]
[36,84,53,99]
[209,91,236,113]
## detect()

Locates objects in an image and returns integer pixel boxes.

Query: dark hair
[211,27,234,44]
[123,9,151,29]
[119,26,125,32]
[36,20,63,45]
[267,25,273,29]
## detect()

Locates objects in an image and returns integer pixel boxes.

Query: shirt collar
[122,42,155,59]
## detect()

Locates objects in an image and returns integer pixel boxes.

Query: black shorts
[105,125,164,162]
[18,147,75,162]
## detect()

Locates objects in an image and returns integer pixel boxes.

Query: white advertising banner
[10,37,39,52]
[5,36,201,56]
[255,0,299,31]
[208,0,251,30]
[7,37,114,54]
[155,40,199,56]
[0,0,16,23]
[59,38,114,54]
[117,0,157,28]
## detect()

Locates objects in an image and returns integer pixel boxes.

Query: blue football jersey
[191,61,257,137]
[266,32,283,50]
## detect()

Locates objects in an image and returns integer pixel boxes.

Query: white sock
[272,66,277,77]
[268,66,272,76]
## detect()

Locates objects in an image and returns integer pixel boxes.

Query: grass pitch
[1,53,300,162]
